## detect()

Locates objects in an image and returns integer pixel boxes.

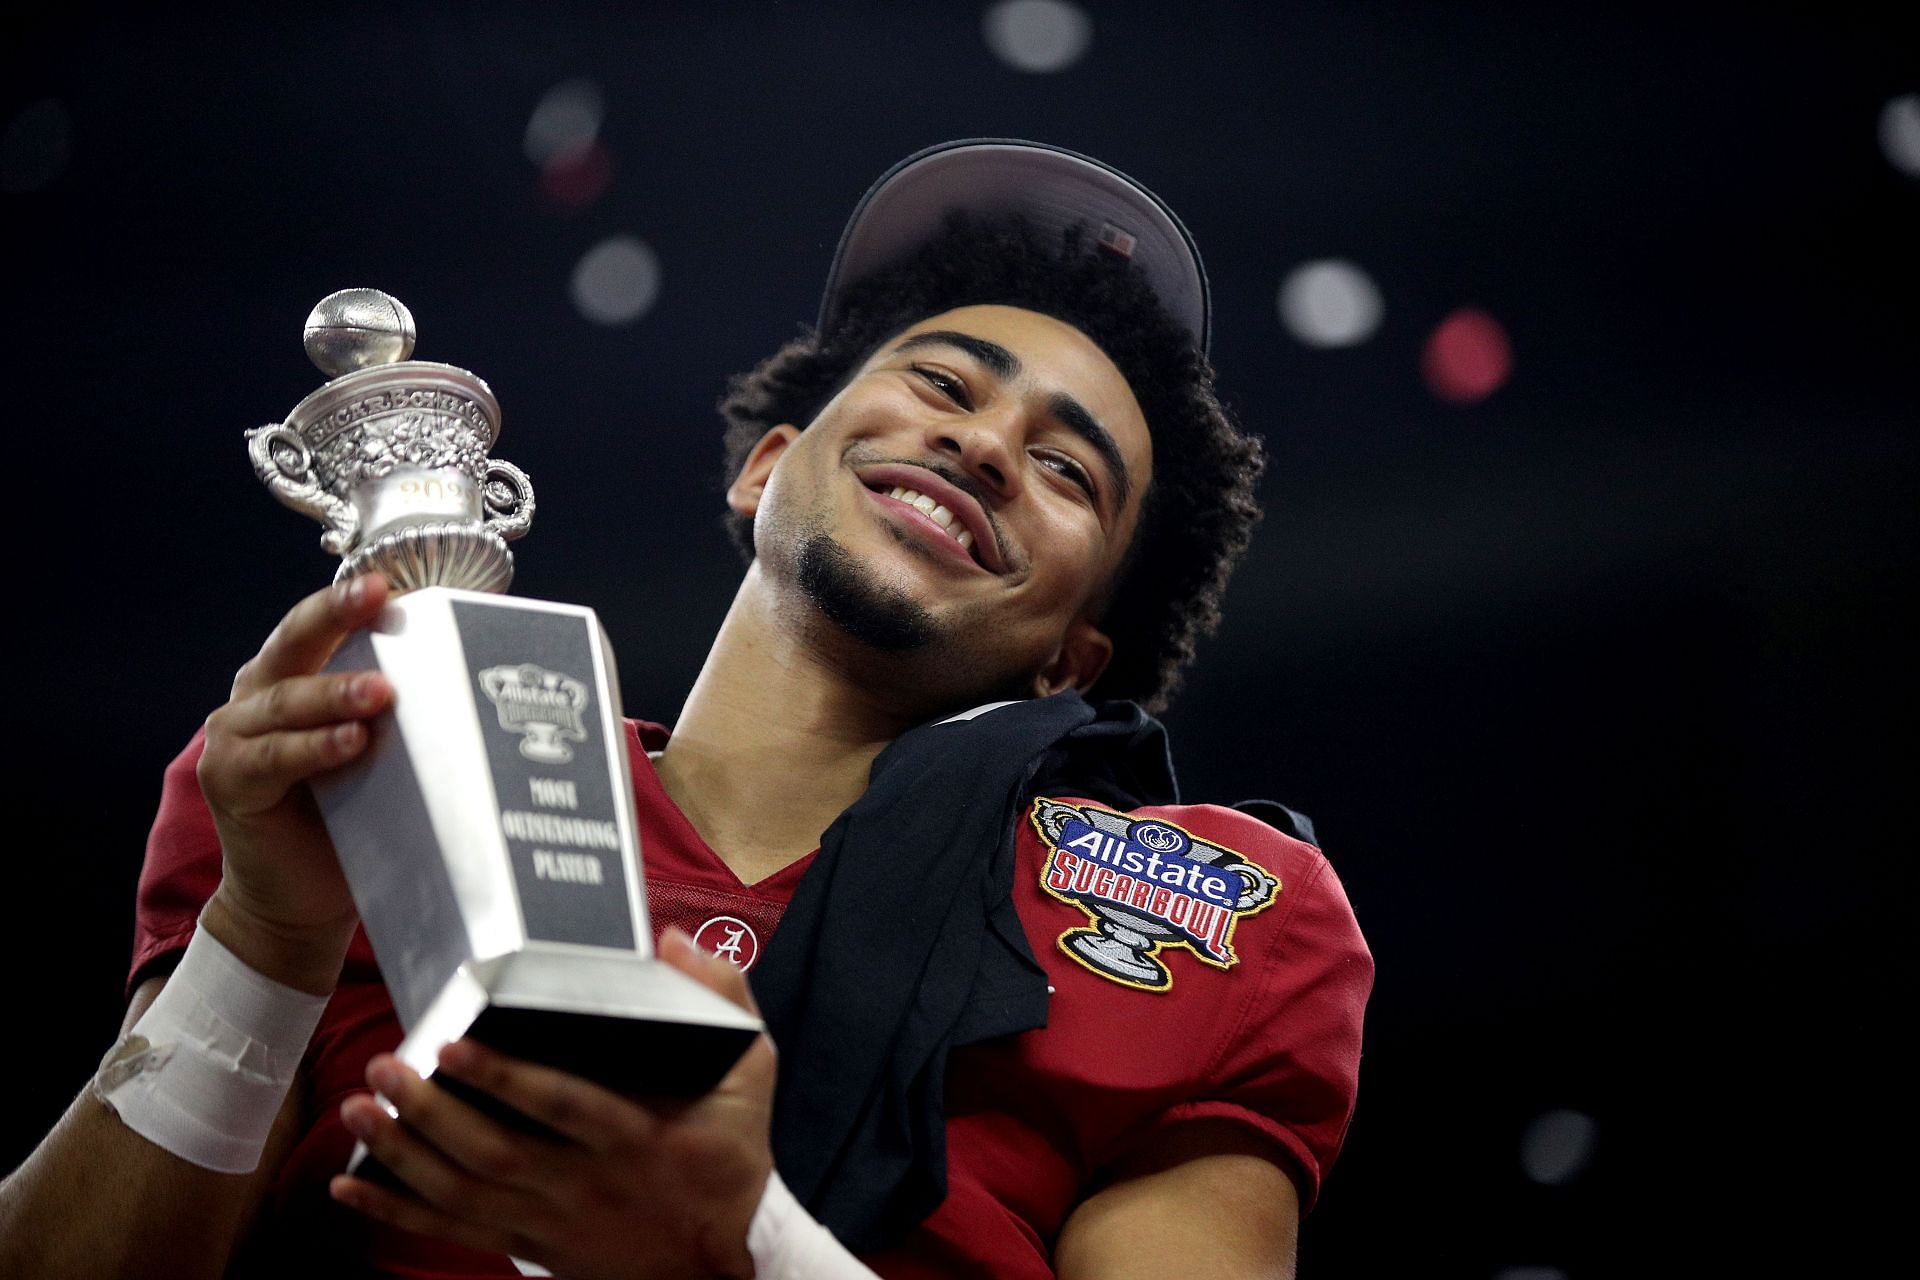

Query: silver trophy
[248,290,760,1157]
[248,289,533,593]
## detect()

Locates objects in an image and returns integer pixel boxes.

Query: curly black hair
[717,214,1263,713]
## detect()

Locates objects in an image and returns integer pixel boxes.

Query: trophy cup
[246,289,761,1151]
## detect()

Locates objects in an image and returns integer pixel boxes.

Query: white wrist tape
[93,924,328,1174]
[748,1171,880,1279]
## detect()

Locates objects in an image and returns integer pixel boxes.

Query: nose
[927,413,1020,500]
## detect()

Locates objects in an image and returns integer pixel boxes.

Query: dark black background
[4,3,1912,1275]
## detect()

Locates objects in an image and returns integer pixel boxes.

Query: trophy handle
[483,458,536,542]
[246,423,359,555]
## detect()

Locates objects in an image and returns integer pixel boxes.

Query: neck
[652,563,933,883]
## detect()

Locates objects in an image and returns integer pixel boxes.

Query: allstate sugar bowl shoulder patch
[1030,798,1280,992]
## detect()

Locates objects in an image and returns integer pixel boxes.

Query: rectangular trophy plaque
[313,587,761,1112]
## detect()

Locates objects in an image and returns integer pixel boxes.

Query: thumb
[660,925,762,1015]
[660,927,777,1095]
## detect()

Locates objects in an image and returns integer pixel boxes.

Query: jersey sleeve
[1146,824,1373,1213]
[129,728,223,994]
[126,719,669,999]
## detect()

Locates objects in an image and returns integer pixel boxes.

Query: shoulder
[1135,800,1327,878]
[1022,795,1341,909]
[1018,795,1369,981]
[1005,794,1373,1201]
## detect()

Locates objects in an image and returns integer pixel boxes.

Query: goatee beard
[795,532,938,652]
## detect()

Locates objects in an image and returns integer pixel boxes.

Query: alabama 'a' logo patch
[1031,798,1280,992]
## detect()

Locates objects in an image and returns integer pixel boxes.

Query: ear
[1031,617,1114,699]
[725,424,801,519]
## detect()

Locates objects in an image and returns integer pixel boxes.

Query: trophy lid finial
[304,288,417,377]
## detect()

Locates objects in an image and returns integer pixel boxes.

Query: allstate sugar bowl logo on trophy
[1030,798,1280,992]
[479,664,591,763]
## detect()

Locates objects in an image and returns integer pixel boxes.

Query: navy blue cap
[819,138,1211,354]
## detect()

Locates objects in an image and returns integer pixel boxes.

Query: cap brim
[819,138,1210,354]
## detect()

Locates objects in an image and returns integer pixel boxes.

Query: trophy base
[346,947,762,1180]
[336,521,515,594]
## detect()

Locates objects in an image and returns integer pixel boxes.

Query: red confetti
[539,140,614,208]
[1422,307,1513,404]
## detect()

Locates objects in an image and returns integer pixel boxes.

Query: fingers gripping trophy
[246,290,760,1165]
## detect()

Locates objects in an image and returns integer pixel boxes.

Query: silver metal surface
[249,291,532,593]
[310,589,697,1033]
[320,589,521,1021]
[304,287,417,375]
[337,522,517,593]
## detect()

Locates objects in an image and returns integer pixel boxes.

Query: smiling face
[727,303,1155,708]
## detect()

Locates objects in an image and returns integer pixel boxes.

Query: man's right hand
[196,572,395,995]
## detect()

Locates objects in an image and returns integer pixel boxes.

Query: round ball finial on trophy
[246,289,534,593]
[303,288,418,376]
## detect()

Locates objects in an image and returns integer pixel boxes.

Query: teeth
[876,482,979,559]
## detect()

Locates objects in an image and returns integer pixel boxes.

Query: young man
[0,140,1370,1278]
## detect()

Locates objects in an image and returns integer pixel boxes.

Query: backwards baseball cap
[818,138,1212,355]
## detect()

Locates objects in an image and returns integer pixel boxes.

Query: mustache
[873,453,1013,567]
[893,455,985,507]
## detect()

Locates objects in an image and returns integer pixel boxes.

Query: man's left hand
[330,929,776,1279]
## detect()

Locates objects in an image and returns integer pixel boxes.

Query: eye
[911,364,972,409]
[1036,450,1097,499]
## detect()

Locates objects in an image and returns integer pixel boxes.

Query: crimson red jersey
[134,721,1371,1277]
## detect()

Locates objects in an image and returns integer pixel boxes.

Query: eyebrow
[887,330,1133,507]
